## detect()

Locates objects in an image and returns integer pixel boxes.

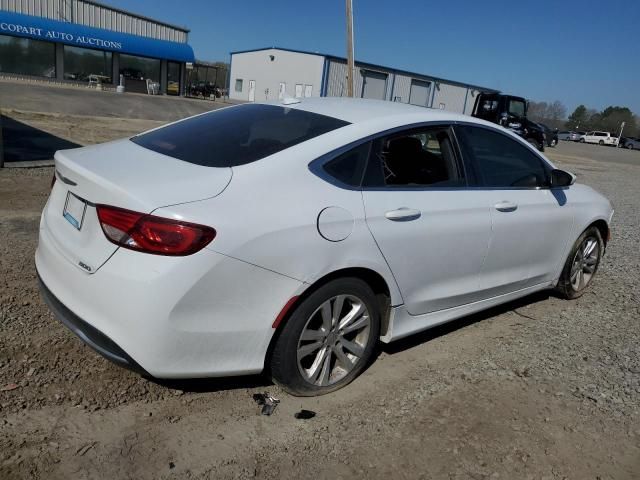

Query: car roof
[272,97,474,125]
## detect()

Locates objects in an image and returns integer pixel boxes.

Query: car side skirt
[381,281,554,343]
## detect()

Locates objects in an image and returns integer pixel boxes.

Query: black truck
[471,93,546,152]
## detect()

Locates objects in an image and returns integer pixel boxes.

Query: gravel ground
[0,141,638,479]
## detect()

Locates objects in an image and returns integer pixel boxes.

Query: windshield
[507,99,526,117]
[132,104,350,167]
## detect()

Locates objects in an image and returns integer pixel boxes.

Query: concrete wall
[229,49,324,102]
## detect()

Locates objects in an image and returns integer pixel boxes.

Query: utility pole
[617,121,625,148]
[345,0,355,97]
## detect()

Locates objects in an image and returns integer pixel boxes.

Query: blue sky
[105,0,640,115]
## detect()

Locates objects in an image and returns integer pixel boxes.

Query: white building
[229,47,498,114]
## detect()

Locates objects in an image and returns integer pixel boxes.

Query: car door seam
[360,190,405,306]
[478,205,494,289]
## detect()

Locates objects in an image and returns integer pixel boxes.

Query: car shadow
[146,290,557,395]
[1,114,80,163]
[148,373,271,394]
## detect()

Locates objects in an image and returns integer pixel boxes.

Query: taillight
[95,205,216,256]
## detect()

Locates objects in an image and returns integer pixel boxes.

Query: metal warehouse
[229,47,498,113]
[0,0,194,95]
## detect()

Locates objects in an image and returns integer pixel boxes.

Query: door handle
[384,208,422,221]
[494,201,518,212]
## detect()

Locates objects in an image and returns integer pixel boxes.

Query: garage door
[361,71,388,100]
[409,79,431,107]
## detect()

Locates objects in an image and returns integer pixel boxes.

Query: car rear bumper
[35,220,304,378]
[38,273,149,376]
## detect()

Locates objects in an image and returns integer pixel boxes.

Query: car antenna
[281,96,301,105]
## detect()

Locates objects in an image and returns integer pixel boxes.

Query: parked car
[167,81,180,96]
[120,68,144,80]
[189,81,222,98]
[570,131,585,141]
[471,93,547,151]
[538,123,559,147]
[37,98,613,396]
[557,131,573,141]
[619,137,640,149]
[580,131,618,146]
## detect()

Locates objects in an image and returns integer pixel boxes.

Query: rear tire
[556,226,603,299]
[580,138,585,143]
[599,140,604,146]
[627,144,634,150]
[270,278,381,396]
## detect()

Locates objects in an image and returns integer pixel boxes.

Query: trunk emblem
[78,261,92,272]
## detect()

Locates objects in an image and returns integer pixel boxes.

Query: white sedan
[36,98,613,396]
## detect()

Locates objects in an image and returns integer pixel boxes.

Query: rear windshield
[131,104,349,167]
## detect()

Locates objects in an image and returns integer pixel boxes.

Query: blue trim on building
[389,73,396,101]
[0,11,194,62]
[230,46,326,58]
[320,57,329,96]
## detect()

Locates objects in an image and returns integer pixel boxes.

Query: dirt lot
[0,139,639,479]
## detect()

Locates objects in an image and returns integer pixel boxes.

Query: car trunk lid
[43,139,231,274]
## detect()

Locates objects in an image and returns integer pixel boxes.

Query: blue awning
[0,11,194,63]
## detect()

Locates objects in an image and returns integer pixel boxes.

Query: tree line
[527,101,639,137]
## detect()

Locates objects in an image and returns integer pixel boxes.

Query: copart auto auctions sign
[0,10,195,62]
[0,21,122,49]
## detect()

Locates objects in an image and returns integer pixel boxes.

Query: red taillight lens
[95,205,216,256]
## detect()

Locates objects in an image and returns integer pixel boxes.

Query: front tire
[270,278,381,396]
[580,138,585,143]
[556,226,603,299]
[527,138,544,152]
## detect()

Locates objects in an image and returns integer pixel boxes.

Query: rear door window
[363,126,465,188]
[132,104,349,167]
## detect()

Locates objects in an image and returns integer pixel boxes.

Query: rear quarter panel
[152,124,405,306]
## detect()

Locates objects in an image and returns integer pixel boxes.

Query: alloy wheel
[569,236,600,291]
[296,294,371,387]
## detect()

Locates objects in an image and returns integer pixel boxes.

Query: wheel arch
[265,267,396,369]
[589,219,610,246]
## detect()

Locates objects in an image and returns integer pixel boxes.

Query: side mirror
[550,169,575,188]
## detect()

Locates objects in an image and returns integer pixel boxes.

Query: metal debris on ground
[252,392,280,416]
[294,409,316,420]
